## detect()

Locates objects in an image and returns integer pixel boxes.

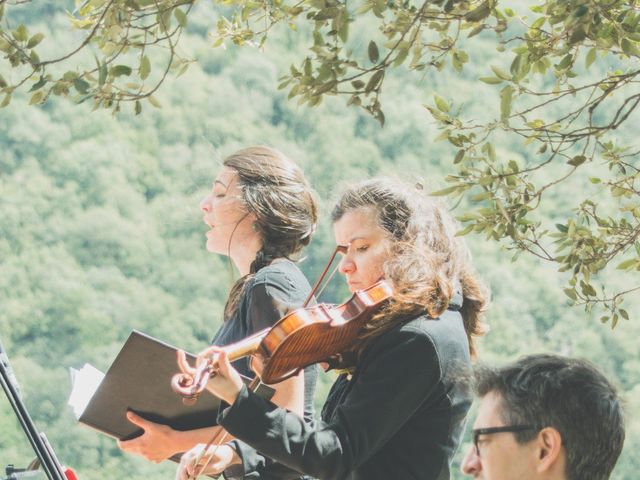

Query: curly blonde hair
[331,178,489,358]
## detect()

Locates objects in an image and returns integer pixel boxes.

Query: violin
[171,280,392,401]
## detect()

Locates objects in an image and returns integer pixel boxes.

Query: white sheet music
[67,364,104,419]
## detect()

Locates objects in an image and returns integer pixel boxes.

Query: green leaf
[567,155,586,167]
[616,259,637,270]
[465,1,491,22]
[365,70,384,92]
[434,94,450,113]
[619,309,629,320]
[74,78,90,94]
[471,191,493,202]
[111,65,132,77]
[135,100,142,115]
[338,15,349,43]
[563,288,577,301]
[574,5,588,17]
[479,76,503,84]
[491,65,511,80]
[500,85,513,121]
[394,47,409,67]
[467,24,484,38]
[13,24,28,42]
[147,95,162,108]
[586,47,597,68]
[28,77,46,92]
[174,8,188,28]
[315,80,337,94]
[531,17,545,30]
[368,41,379,63]
[26,32,44,49]
[0,74,7,89]
[1,93,12,108]
[620,38,640,56]
[97,59,107,86]
[455,224,474,237]
[431,185,462,196]
[29,90,44,105]
[139,55,151,80]
[557,54,573,70]
[454,149,465,164]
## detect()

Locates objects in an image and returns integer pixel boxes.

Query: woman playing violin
[118,146,319,471]
[177,178,489,480]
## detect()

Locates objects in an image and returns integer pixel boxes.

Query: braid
[250,245,279,274]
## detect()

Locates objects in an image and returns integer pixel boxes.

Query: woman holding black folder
[177,178,489,480]
[118,146,319,472]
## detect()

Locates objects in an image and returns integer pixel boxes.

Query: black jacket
[220,307,472,480]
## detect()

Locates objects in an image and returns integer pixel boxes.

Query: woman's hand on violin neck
[117,412,178,463]
[204,348,244,405]
[176,443,240,480]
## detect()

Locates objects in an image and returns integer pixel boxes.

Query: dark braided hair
[222,146,318,318]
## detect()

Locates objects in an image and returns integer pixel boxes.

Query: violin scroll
[171,353,216,405]
[171,330,269,405]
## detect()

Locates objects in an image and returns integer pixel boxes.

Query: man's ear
[535,427,565,474]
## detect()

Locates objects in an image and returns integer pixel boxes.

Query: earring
[252,222,258,231]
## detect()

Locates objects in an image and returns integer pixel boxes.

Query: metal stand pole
[0,337,66,480]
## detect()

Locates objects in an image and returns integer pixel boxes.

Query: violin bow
[187,375,262,479]
[302,244,345,307]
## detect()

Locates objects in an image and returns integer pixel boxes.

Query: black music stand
[0,338,67,480]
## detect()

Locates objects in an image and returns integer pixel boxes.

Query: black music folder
[69,330,274,441]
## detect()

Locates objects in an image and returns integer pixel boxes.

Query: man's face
[461,391,538,480]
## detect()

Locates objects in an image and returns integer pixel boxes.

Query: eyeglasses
[472,425,539,457]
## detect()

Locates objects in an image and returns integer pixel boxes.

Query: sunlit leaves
[26,33,44,49]
[1,93,12,108]
[434,94,450,113]
[139,55,151,81]
[0,0,195,113]
[174,8,188,28]
[499,85,513,121]
[110,65,132,78]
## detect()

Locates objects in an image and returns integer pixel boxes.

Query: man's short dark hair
[474,354,625,480]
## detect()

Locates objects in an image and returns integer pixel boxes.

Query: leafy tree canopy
[1,0,638,323]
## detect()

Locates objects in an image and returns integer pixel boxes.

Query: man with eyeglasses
[460,354,625,480]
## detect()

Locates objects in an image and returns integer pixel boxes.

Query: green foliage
[426,0,640,323]
[1,0,638,320]
[0,2,638,479]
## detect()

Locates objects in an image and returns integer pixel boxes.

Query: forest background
[1,1,639,479]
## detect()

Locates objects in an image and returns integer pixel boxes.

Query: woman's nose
[200,195,212,213]
[338,255,355,274]
[460,445,481,476]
